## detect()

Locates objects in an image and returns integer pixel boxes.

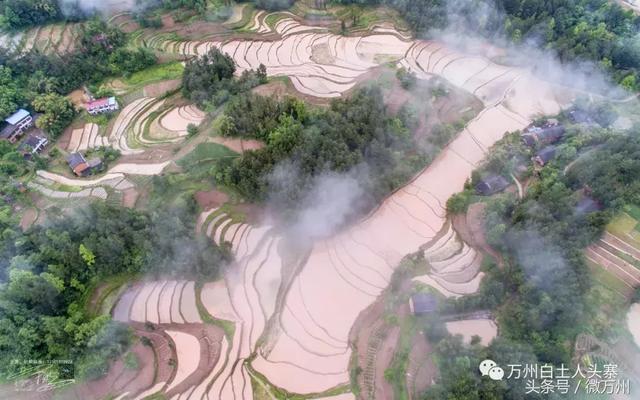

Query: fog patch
[267,161,371,244]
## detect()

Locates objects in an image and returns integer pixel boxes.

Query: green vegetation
[0,0,62,30]
[425,117,640,399]
[182,47,267,108]
[32,92,75,137]
[0,18,155,126]
[0,203,227,380]
[215,86,431,219]
[123,62,185,87]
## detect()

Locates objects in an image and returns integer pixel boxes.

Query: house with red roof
[86,97,119,115]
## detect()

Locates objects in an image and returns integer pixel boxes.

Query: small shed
[475,175,510,196]
[534,146,556,166]
[409,293,439,315]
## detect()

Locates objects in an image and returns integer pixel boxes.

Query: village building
[0,109,34,143]
[534,146,556,166]
[67,152,102,176]
[86,97,119,115]
[521,125,565,147]
[409,292,439,316]
[20,134,48,155]
[475,175,510,196]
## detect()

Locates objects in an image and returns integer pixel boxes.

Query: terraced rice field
[193,23,566,398]
[586,211,640,296]
[412,223,485,298]
[15,22,82,54]
[107,95,205,153]
[28,170,134,202]
[67,123,109,152]
[104,16,573,398]
[156,104,206,137]
[113,280,202,324]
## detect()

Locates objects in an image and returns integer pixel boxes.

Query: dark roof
[522,125,565,146]
[475,175,510,196]
[23,135,46,149]
[535,146,556,164]
[66,153,86,169]
[538,126,565,142]
[410,293,438,314]
[0,122,18,139]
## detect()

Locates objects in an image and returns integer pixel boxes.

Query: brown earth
[194,190,229,209]
[143,79,182,98]
[122,188,140,208]
[406,332,437,400]
[162,14,176,28]
[67,89,87,108]
[19,208,38,231]
[234,202,264,225]
[374,326,400,399]
[452,202,503,266]
[61,341,155,400]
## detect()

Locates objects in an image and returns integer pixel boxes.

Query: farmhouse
[522,125,565,147]
[0,109,34,143]
[534,146,556,166]
[87,97,119,115]
[21,134,48,155]
[409,293,438,315]
[475,175,510,196]
[67,152,102,176]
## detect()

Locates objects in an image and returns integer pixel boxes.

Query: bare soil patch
[374,326,399,399]
[161,14,175,28]
[68,89,87,108]
[143,79,182,98]
[210,136,264,153]
[20,208,38,231]
[122,188,139,208]
[406,331,436,399]
[195,190,229,209]
[64,341,155,400]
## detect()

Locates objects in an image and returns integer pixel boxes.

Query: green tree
[0,66,22,120]
[79,244,96,267]
[32,93,76,137]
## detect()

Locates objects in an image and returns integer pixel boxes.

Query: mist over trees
[215,86,429,220]
[0,202,229,379]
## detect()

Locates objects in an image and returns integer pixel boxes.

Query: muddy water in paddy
[113,20,575,398]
